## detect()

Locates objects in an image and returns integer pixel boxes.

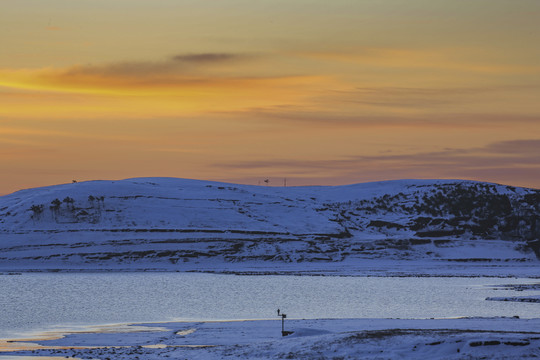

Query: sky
[1,0,539,194]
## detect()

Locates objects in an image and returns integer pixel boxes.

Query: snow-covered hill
[0,177,538,274]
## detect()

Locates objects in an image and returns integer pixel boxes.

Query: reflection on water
[0,273,538,340]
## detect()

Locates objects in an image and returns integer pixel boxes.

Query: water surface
[0,273,538,339]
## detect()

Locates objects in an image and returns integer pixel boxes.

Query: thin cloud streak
[62,52,256,78]
[0,74,317,103]
[0,52,270,94]
[171,53,254,63]
[215,139,540,189]
[297,47,540,75]
[330,85,540,109]
[216,140,540,170]
[219,106,540,128]
[484,139,540,155]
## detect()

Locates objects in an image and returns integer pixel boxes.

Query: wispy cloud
[216,139,540,188]
[483,139,540,155]
[219,139,540,169]
[61,52,255,78]
[0,54,322,119]
[328,85,540,109]
[219,105,540,128]
[63,61,181,78]
[0,52,312,98]
[297,47,540,74]
[171,53,253,64]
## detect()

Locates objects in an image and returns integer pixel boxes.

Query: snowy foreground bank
[4,317,540,359]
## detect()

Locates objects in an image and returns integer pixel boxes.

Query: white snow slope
[0,177,538,275]
[6,318,540,360]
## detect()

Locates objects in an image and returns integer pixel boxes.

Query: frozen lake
[1,273,539,339]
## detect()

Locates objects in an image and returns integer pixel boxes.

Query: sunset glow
[1,0,539,193]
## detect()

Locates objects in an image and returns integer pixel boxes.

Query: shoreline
[1,261,540,278]
[2,271,539,358]
[3,317,540,359]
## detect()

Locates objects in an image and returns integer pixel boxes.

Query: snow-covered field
[4,317,540,359]
[1,178,539,358]
[0,177,538,275]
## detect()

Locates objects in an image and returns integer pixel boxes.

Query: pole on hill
[277,309,293,336]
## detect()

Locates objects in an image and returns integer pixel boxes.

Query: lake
[1,273,539,339]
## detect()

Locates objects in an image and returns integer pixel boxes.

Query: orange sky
[1,0,539,194]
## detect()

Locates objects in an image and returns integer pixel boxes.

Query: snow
[486,283,540,303]
[0,177,538,276]
[4,317,540,359]
[0,177,539,358]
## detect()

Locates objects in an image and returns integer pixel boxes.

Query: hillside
[0,178,539,275]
